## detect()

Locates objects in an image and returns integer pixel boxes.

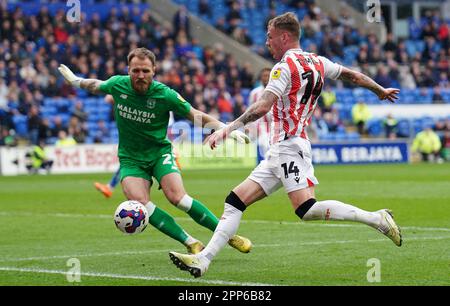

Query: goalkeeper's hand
[58,64,82,88]
[206,126,250,150]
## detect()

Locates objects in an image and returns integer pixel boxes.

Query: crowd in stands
[183,0,450,92]
[0,1,254,146]
[0,0,449,161]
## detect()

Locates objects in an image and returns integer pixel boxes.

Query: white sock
[176,194,193,212]
[200,203,243,261]
[145,201,156,216]
[183,233,198,246]
[302,200,381,228]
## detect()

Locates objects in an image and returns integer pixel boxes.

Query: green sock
[148,206,188,244]
[180,196,219,232]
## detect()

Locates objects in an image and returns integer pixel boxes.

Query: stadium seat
[367,119,383,137]
[397,119,411,138]
[12,115,28,137]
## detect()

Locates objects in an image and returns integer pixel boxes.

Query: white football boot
[169,252,210,278]
[376,209,402,246]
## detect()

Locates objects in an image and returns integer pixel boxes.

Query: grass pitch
[0,163,449,286]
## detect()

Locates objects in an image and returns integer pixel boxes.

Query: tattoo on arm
[80,79,104,95]
[232,91,277,128]
[338,68,384,96]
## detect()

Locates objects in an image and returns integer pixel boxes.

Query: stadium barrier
[0,144,119,176]
[0,140,409,176]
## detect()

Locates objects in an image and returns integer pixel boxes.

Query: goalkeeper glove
[229,130,250,144]
[216,123,250,144]
[58,64,82,88]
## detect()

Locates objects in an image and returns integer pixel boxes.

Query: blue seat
[13,115,28,137]
[346,132,360,141]
[397,119,411,137]
[367,119,383,136]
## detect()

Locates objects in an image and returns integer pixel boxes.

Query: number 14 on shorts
[281,161,299,179]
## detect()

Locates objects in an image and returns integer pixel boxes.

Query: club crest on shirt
[271,68,282,80]
[146,98,156,109]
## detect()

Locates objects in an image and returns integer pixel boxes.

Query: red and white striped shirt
[264,49,342,144]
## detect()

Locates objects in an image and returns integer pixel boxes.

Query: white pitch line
[0,266,278,286]
[0,211,449,232]
[1,236,449,263]
[0,249,168,263]
[254,236,450,248]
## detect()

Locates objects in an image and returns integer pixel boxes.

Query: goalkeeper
[58,47,252,255]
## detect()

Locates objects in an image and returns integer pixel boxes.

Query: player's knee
[225,191,247,212]
[167,191,185,205]
[295,198,317,220]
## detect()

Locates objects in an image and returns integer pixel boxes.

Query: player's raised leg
[121,176,204,254]
[288,187,402,246]
[169,178,266,277]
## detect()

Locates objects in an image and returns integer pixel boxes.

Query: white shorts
[248,136,319,195]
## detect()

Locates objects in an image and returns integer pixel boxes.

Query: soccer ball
[114,200,149,234]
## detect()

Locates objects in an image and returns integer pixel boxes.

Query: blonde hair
[268,12,301,40]
[127,47,156,66]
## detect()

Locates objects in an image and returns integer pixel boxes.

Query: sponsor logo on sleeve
[271,68,282,80]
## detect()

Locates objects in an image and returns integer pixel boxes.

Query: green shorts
[119,147,180,184]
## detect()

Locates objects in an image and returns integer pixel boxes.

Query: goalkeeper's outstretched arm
[186,107,250,144]
[58,64,104,95]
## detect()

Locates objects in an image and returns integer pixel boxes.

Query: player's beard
[132,79,151,94]
[267,45,277,60]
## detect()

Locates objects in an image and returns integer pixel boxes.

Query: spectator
[411,126,442,162]
[71,100,88,122]
[319,84,336,113]
[323,111,340,133]
[51,116,66,138]
[215,17,228,33]
[310,108,329,140]
[173,5,191,38]
[374,65,393,88]
[24,139,53,175]
[226,1,242,24]
[93,119,110,143]
[198,0,212,19]
[217,90,233,122]
[38,118,52,144]
[27,105,41,145]
[432,86,444,104]
[55,130,77,147]
[0,128,17,147]
[232,94,246,120]
[352,101,371,135]
[383,113,398,139]
[383,32,397,53]
[68,116,87,143]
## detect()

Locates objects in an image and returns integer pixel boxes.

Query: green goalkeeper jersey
[99,75,191,161]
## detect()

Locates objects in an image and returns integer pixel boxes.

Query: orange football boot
[94,182,113,198]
